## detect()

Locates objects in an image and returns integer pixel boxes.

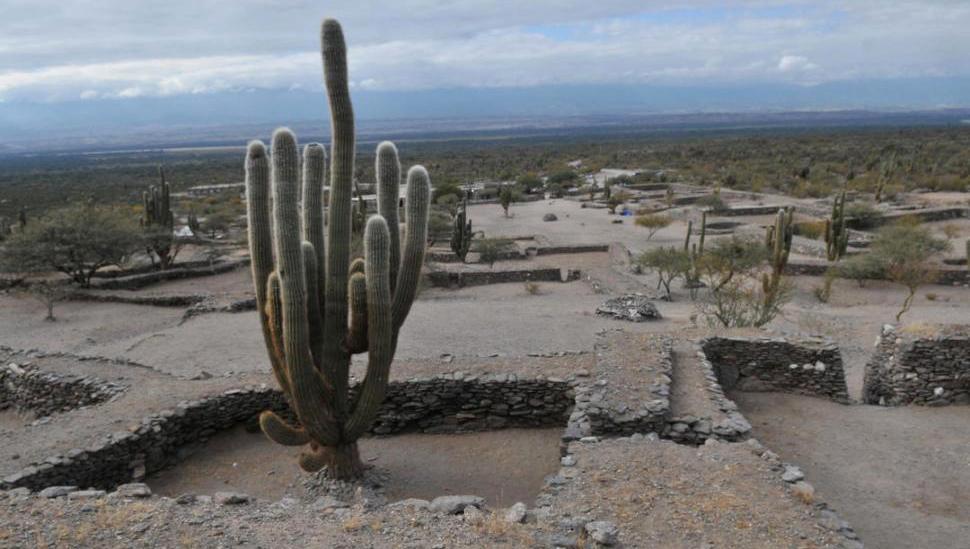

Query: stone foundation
[701,336,849,402]
[0,363,125,418]
[1,375,573,492]
[863,324,970,406]
[426,268,581,288]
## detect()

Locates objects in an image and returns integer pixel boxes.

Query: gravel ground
[734,391,970,549]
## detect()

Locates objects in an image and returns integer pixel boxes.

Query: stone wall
[701,337,849,402]
[863,324,970,406]
[426,268,581,288]
[0,363,125,418]
[90,259,249,290]
[1,375,573,492]
[784,259,970,286]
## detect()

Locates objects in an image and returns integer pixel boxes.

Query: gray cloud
[1,1,968,102]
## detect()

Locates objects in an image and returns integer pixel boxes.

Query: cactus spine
[244,19,430,479]
[451,198,473,262]
[142,166,178,269]
[825,190,848,262]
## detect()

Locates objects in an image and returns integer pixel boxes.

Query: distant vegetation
[1,126,969,219]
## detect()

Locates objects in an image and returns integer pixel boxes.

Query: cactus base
[300,442,365,479]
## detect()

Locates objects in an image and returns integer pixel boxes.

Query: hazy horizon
[2,1,969,146]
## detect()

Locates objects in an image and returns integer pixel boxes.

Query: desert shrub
[426,209,452,246]
[634,214,671,240]
[696,194,728,212]
[844,201,881,229]
[545,171,579,186]
[524,281,540,295]
[696,276,793,328]
[697,236,767,293]
[515,173,543,194]
[793,220,826,240]
[432,180,464,203]
[475,238,514,267]
[868,223,949,321]
[836,253,884,286]
[499,186,521,217]
[637,246,690,299]
[0,203,141,286]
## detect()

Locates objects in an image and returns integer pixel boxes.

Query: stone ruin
[863,324,970,406]
[595,294,662,322]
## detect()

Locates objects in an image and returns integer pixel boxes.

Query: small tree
[203,211,233,238]
[867,222,948,321]
[499,186,519,217]
[515,173,543,194]
[22,281,70,321]
[697,236,766,293]
[476,238,512,268]
[634,214,671,240]
[1,203,141,287]
[607,190,631,214]
[637,247,690,300]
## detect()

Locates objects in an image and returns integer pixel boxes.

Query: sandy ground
[734,392,970,549]
[148,426,562,507]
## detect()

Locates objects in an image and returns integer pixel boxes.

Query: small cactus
[825,190,849,262]
[451,198,473,262]
[244,19,430,479]
[760,207,794,322]
[142,166,178,269]
[683,211,706,299]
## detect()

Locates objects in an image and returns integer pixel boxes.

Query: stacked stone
[665,345,752,445]
[863,325,970,406]
[2,376,575,493]
[0,363,125,418]
[564,338,671,441]
[426,268,581,288]
[90,259,249,290]
[701,336,849,403]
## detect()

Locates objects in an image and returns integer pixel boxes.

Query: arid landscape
[2,4,970,549]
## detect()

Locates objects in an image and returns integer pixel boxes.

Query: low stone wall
[1,375,573,492]
[565,337,672,441]
[846,206,966,230]
[535,244,609,256]
[701,337,849,402]
[90,259,249,291]
[67,291,207,307]
[0,363,126,418]
[665,345,752,445]
[716,205,786,217]
[426,268,581,288]
[784,260,970,286]
[863,325,970,406]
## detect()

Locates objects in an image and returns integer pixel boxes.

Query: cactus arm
[346,272,368,353]
[391,166,431,332]
[376,141,401,290]
[259,411,309,446]
[265,271,289,393]
[321,19,354,409]
[345,216,393,440]
[271,128,339,447]
[302,241,324,367]
[698,211,707,254]
[301,143,327,316]
[245,140,291,390]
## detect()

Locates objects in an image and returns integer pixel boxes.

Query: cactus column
[451,198,473,262]
[142,166,177,269]
[244,19,430,479]
[825,190,848,262]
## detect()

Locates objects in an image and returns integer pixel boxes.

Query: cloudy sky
[1,0,968,137]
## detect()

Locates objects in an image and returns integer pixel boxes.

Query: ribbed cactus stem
[451,198,473,262]
[376,142,401,288]
[698,211,707,254]
[243,19,432,479]
[825,191,848,262]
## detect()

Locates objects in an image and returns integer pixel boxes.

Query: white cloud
[0,1,967,102]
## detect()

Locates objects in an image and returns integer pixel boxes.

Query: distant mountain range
[2,78,969,154]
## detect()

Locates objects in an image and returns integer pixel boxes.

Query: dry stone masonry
[0,362,125,419]
[701,336,849,402]
[1,375,573,492]
[863,324,970,406]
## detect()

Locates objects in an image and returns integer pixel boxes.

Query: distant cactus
[825,190,849,262]
[759,208,794,323]
[352,180,367,234]
[451,198,473,262]
[683,211,706,298]
[18,207,27,228]
[966,240,969,270]
[244,19,430,479]
[0,217,11,241]
[187,213,201,234]
[142,166,179,269]
[875,147,897,202]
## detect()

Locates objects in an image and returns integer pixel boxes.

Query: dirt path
[734,391,970,549]
[148,426,563,507]
[668,341,718,418]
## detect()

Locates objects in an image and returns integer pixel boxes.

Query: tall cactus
[244,19,430,479]
[142,166,178,269]
[760,207,793,324]
[451,198,473,262]
[683,211,706,299]
[825,190,848,262]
